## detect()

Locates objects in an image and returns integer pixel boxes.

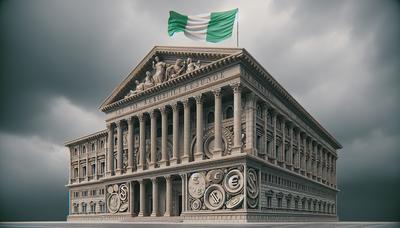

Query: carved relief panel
[187,165,245,211]
[106,182,129,214]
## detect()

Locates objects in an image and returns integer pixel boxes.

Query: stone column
[312,142,317,179]
[245,93,256,155]
[278,117,286,165]
[127,117,134,173]
[322,150,326,183]
[160,107,169,167]
[138,114,146,171]
[264,104,269,160]
[180,173,187,212]
[296,129,301,170]
[231,83,242,154]
[318,146,322,181]
[182,99,190,163]
[106,123,114,176]
[171,103,179,165]
[138,179,145,216]
[151,177,158,216]
[272,111,277,163]
[306,137,311,177]
[85,145,89,181]
[288,123,293,169]
[115,120,123,175]
[194,95,204,161]
[164,175,172,216]
[213,88,223,158]
[94,141,98,180]
[150,110,157,169]
[129,181,136,216]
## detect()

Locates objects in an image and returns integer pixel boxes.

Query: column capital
[171,103,179,112]
[194,94,203,104]
[126,116,134,124]
[138,113,145,122]
[164,175,171,181]
[106,122,114,129]
[149,109,157,118]
[151,177,158,183]
[230,82,242,93]
[182,98,190,107]
[212,88,222,97]
[159,106,167,114]
[115,119,123,128]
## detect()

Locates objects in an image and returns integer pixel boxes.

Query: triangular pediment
[99,46,243,111]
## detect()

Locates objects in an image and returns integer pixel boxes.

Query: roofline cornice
[64,129,108,147]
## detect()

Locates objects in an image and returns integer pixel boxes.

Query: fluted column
[182,99,190,163]
[127,117,134,173]
[150,110,157,169]
[231,83,242,154]
[151,177,158,216]
[106,123,114,176]
[213,88,223,158]
[138,179,145,216]
[278,118,285,165]
[272,111,277,163]
[129,181,136,216]
[160,107,169,167]
[288,123,293,169]
[164,175,172,216]
[138,114,146,171]
[312,142,317,179]
[85,145,89,181]
[171,103,179,165]
[306,137,312,177]
[194,95,203,161]
[115,120,123,175]
[245,92,256,155]
[296,129,301,170]
[318,146,322,181]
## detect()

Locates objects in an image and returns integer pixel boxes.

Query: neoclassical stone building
[65,46,341,223]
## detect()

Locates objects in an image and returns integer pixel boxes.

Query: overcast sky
[0,0,399,222]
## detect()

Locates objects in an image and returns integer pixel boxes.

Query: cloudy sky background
[0,0,399,221]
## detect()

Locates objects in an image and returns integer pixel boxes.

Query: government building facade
[65,46,341,223]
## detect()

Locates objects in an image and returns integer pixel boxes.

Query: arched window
[225,106,233,119]
[82,146,86,154]
[207,111,214,123]
[100,140,104,149]
[91,143,95,151]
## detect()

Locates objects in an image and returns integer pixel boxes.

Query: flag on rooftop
[168,8,238,43]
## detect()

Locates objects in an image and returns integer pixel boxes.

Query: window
[82,203,87,213]
[295,200,299,210]
[91,164,96,176]
[91,143,95,151]
[114,137,118,146]
[100,140,104,149]
[286,198,291,209]
[73,204,79,214]
[277,198,282,208]
[82,166,86,177]
[74,148,78,156]
[225,106,233,119]
[267,196,272,208]
[100,162,105,174]
[207,111,214,123]
[90,202,96,213]
[82,146,86,154]
[74,168,78,178]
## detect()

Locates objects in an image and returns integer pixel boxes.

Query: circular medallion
[226,194,244,209]
[107,186,114,194]
[107,193,120,213]
[204,184,225,210]
[119,184,128,201]
[188,172,206,199]
[247,168,259,199]
[206,169,224,184]
[223,169,244,194]
[191,199,202,211]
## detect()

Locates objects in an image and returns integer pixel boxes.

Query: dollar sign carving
[247,169,259,199]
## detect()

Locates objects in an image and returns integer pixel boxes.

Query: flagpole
[236,9,239,47]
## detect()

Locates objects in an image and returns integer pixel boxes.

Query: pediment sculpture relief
[125,56,201,98]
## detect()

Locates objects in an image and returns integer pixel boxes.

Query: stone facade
[65,46,341,223]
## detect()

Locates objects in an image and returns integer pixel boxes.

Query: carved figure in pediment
[152,56,166,85]
[135,80,145,93]
[166,58,185,79]
[143,71,154,90]
[186,58,196,73]
[194,60,201,69]
[125,89,135,98]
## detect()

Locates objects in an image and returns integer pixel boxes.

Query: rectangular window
[277,198,282,208]
[267,196,272,208]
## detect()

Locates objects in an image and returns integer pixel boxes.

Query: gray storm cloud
[0,0,399,221]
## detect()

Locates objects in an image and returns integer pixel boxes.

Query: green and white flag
[168,8,238,43]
